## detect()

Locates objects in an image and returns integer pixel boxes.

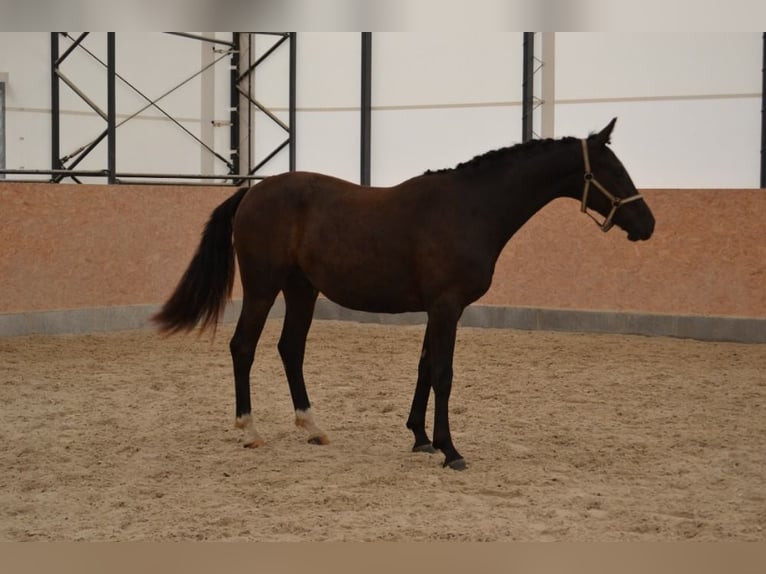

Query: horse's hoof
[413,443,437,454]
[307,435,330,445]
[444,457,467,471]
[243,439,265,449]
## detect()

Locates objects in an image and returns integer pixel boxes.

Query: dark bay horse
[153,118,655,470]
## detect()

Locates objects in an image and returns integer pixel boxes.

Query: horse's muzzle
[627,220,654,242]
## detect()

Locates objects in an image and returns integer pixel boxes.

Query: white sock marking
[295,408,328,443]
[235,414,265,446]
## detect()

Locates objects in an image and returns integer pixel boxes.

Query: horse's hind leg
[406,325,437,454]
[231,293,278,447]
[278,272,328,445]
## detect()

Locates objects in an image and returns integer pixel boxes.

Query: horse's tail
[152,187,250,334]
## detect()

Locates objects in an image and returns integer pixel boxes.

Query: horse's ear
[591,117,617,147]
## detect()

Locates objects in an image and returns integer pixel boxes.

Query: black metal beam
[56,70,108,120]
[2,169,107,177]
[53,129,109,183]
[236,86,289,131]
[237,34,288,84]
[250,139,290,175]
[522,32,535,143]
[50,33,61,176]
[0,168,265,182]
[116,172,265,181]
[289,32,297,172]
[360,32,372,186]
[761,32,765,188]
[56,32,89,66]
[107,33,116,184]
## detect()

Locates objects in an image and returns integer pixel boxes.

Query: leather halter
[580,139,643,232]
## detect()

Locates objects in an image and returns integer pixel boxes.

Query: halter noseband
[580,139,643,232]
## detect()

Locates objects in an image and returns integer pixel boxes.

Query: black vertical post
[50,33,61,175]
[230,32,241,180]
[522,32,535,143]
[289,32,297,172]
[360,32,372,186]
[761,32,765,188]
[107,32,116,184]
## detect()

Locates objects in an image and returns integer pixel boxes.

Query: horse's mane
[424,136,579,176]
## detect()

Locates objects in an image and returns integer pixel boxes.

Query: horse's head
[579,119,655,241]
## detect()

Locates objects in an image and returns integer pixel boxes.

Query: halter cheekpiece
[580,138,643,232]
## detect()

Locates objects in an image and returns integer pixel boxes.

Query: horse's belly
[322,289,423,315]
[307,263,424,314]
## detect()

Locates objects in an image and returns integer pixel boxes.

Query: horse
[153,118,655,470]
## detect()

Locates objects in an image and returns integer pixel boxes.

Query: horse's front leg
[427,303,466,470]
[406,325,437,454]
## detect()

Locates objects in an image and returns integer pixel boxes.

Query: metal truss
[0,32,296,185]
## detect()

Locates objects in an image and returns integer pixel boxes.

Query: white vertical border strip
[199,33,215,179]
[541,33,555,139]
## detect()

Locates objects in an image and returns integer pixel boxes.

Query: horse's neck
[476,143,582,250]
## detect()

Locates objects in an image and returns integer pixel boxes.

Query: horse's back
[234,171,422,236]
[232,172,428,311]
[237,171,382,214]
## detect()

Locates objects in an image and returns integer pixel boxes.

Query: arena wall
[1,183,764,341]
